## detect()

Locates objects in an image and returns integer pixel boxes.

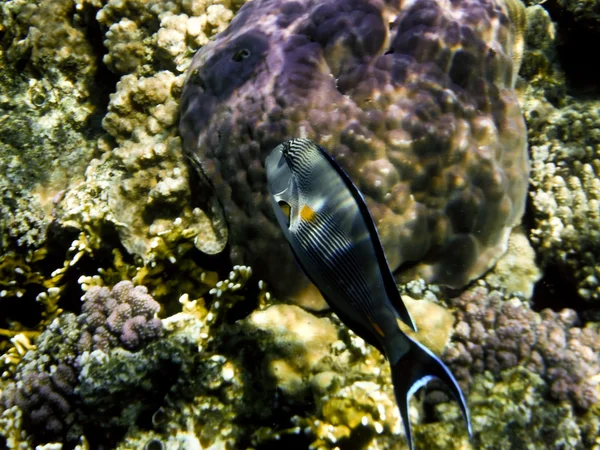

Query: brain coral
[180,0,530,296]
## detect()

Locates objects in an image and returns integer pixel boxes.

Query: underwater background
[0,0,599,448]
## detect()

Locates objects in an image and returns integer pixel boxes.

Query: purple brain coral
[179,0,529,296]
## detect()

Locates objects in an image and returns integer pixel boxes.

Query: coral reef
[520,3,600,302]
[550,0,600,25]
[0,279,165,447]
[444,284,600,410]
[54,0,239,267]
[1,313,84,446]
[180,0,530,297]
[0,0,241,352]
[0,0,599,449]
[0,0,101,251]
[483,227,542,298]
[9,363,78,442]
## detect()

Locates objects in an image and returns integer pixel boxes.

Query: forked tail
[389,335,472,450]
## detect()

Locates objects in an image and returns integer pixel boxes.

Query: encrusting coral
[417,368,598,449]
[180,0,530,297]
[0,0,101,251]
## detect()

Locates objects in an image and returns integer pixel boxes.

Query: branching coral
[1,279,166,446]
[6,363,78,442]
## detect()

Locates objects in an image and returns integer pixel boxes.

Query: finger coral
[1,280,166,447]
[77,281,163,352]
[180,0,530,296]
[4,363,77,443]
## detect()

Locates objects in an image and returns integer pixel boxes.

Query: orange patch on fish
[368,317,385,337]
[300,204,317,222]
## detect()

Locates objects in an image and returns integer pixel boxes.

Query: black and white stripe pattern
[293,200,376,320]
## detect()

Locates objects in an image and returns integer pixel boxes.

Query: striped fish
[265,138,471,450]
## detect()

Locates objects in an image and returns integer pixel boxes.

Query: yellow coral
[0,333,37,378]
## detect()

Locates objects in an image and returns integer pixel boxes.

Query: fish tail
[389,334,472,450]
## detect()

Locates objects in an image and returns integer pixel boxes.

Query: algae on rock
[0,0,101,251]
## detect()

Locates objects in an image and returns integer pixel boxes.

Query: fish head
[265,142,298,232]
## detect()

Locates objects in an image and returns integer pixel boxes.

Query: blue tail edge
[390,335,472,450]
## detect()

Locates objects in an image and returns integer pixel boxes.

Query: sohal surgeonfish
[265,138,472,450]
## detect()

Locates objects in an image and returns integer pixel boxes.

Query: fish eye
[232,48,251,62]
[277,201,291,227]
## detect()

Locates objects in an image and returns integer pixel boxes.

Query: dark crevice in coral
[0,291,45,329]
[242,388,315,448]
[251,433,313,450]
[78,1,120,123]
[80,358,180,449]
[422,381,453,422]
[520,197,600,320]
[541,0,600,96]
[215,326,314,446]
[531,265,597,318]
[337,424,377,450]
[0,227,76,331]
[50,222,135,316]
[521,193,537,238]
[224,279,260,324]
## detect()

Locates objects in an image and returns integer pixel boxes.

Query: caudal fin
[390,335,472,450]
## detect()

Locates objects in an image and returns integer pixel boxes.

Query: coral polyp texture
[180,0,530,295]
[444,285,600,411]
[1,280,166,447]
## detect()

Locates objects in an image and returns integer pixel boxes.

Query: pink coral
[444,286,600,410]
[77,281,162,352]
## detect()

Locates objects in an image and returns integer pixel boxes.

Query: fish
[265,138,472,450]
